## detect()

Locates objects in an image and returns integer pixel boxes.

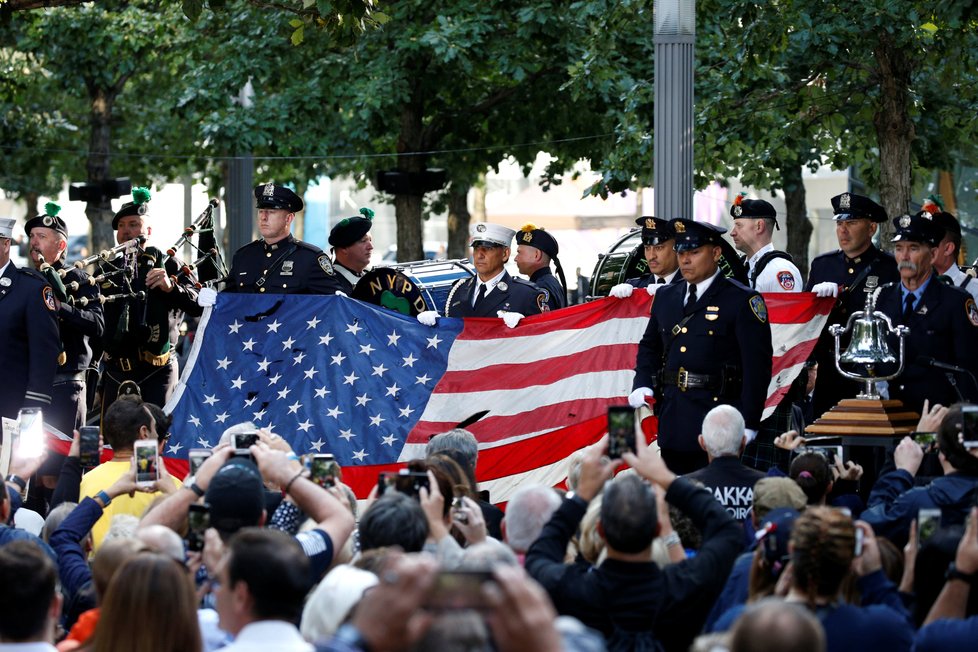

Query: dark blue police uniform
[225,234,345,295]
[445,270,548,318]
[529,268,565,310]
[517,226,566,310]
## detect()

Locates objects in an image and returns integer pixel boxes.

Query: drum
[352,259,475,316]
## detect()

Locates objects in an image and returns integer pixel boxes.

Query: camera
[134,439,159,487]
[78,426,101,469]
[308,454,340,488]
[607,406,637,459]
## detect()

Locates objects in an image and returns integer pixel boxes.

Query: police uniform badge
[749,295,768,323]
[476,224,487,233]
[42,285,58,311]
[263,183,275,197]
[674,222,686,233]
[645,218,655,229]
[840,193,851,210]
[536,292,550,313]
[497,281,508,292]
[0,277,10,287]
[281,260,294,276]
[967,298,978,327]
[898,215,911,228]
[777,271,795,291]
[318,254,335,276]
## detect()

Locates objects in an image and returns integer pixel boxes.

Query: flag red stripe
[766,294,835,322]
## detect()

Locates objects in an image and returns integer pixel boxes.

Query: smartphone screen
[16,407,45,459]
[607,406,637,459]
[918,508,942,546]
[232,432,259,452]
[185,504,209,552]
[962,406,978,449]
[188,449,212,478]
[309,454,339,488]
[424,570,494,611]
[134,439,159,486]
[811,445,843,465]
[78,426,101,469]
[377,471,430,498]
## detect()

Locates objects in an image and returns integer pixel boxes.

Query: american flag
[163,292,832,502]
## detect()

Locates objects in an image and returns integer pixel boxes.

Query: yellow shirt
[79,459,182,551]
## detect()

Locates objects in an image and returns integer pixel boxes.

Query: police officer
[514,224,567,310]
[728,193,802,292]
[630,219,773,474]
[419,222,547,327]
[328,207,375,294]
[25,203,104,434]
[608,216,682,299]
[804,192,899,417]
[876,211,978,412]
[99,187,202,413]
[0,217,61,422]
[923,196,978,302]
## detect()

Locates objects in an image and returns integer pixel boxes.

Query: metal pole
[654,0,695,221]
[227,80,255,255]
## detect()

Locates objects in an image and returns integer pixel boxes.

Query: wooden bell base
[805,398,920,436]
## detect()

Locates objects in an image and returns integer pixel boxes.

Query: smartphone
[962,405,978,449]
[377,470,430,498]
[78,426,101,469]
[452,496,469,524]
[918,508,942,546]
[188,449,212,478]
[811,445,843,465]
[16,407,45,459]
[134,439,159,487]
[424,570,494,611]
[185,503,209,552]
[232,431,259,453]
[854,527,864,557]
[914,432,937,448]
[309,454,340,488]
[607,406,637,459]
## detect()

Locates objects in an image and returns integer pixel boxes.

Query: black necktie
[656,276,666,284]
[686,284,697,309]
[473,283,487,309]
[903,293,915,320]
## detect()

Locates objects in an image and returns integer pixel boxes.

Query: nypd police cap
[672,218,727,252]
[831,192,887,223]
[254,183,304,213]
[25,202,68,238]
[635,216,676,246]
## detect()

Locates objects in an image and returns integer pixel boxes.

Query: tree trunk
[23,192,39,221]
[782,164,813,281]
[873,30,915,249]
[86,86,116,252]
[394,96,425,262]
[446,183,471,259]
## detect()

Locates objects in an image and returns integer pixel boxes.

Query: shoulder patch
[967,298,978,327]
[749,295,767,323]
[536,292,550,313]
[42,285,58,311]
[777,271,796,291]
[318,255,335,276]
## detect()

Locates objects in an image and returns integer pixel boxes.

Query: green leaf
[291,25,304,46]
[372,11,390,25]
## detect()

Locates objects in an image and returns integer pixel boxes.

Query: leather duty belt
[660,367,723,392]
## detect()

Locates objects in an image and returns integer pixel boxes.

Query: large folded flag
[164,292,832,502]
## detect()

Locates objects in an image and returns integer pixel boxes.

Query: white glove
[417,310,439,327]
[812,282,839,298]
[334,290,348,298]
[197,287,217,307]
[628,387,654,409]
[497,311,525,329]
[744,428,758,445]
[646,283,661,297]
[609,283,634,299]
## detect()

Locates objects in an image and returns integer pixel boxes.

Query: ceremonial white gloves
[197,287,217,307]
[497,311,524,329]
[628,387,654,408]
[609,283,634,299]
[417,310,439,327]
[744,428,758,445]
[812,282,839,298]
[646,284,661,297]
[334,291,348,298]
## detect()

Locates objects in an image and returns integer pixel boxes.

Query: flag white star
[369,413,385,427]
[402,353,417,367]
[189,415,201,427]
[331,352,346,366]
[268,373,282,385]
[217,357,231,370]
[306,316,321,329]
[282,336,296,349]
[381,434,397,447]
[229,320,242,334]
[242,338,256,351]
[385,383,400,397]
[257,358,272,372]
[298,420,314,432]
[231,376,246,389]
[203,394,219,406]
[314,386,330,399]
[360,343,375,355]
[310,438,325,451]
[351,449,368,462]
[398,405,415,418]
[345,321,362,336]
[215,412,230,424]
[355,393,372,406]
[288,401,302,414]
[343,372,360,385]
[253,409,267,421]
[277,386,291,399]
[339,429,355,441]
[319,332,334,346]
[371,363,388,377]
[387,331,401,346]
[304,367,318,380]
[197,437,211,448]
[266,319,281,333]
[415,374,431,385]
[293,351,306,365]
[426,334,442,349]
[244,396,258,408]
[326,406,343,419]
[167,441,184,455]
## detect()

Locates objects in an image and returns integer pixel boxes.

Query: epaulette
[295,239,324,254]
[17,267,47,284]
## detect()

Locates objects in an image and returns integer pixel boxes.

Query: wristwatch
[564,490,589,508]
[945,562,978,585]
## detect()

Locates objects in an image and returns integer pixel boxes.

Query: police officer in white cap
[418,222,548,328]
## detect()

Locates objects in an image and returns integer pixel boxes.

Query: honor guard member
[99,187,202,413]
[728,193,802,292]
[217,183,345,298]
[328,207,375,294]
[875,211,978,412]
[608,216,682,299]
[418,222,547,328]
[804,192,899,417]
[0,217,61,422]
[922,195,978,302]
[514,224,567,310]
[26,203,104,434]
[630,219,773,474]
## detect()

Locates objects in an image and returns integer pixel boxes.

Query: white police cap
[0,217,14,239]
[469,222,516,248]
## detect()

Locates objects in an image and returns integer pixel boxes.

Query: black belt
[105,350,171,372]
[660,367,723,392]
[54,371,86,384]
